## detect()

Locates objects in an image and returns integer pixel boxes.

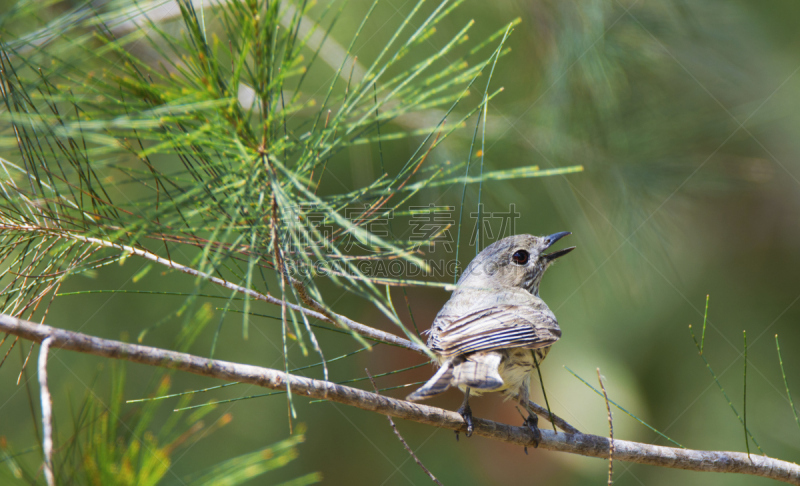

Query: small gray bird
[407,232,574,443]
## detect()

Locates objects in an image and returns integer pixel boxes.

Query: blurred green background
[2,0,800,485]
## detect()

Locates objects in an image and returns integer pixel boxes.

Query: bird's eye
[512,249,529,265]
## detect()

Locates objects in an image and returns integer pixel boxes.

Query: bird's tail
[406,353,505,401]
[406,361,454,401]
[451,352,503,390]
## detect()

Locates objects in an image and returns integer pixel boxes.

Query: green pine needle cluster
[0,0,580,364]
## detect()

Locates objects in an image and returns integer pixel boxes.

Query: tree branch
[3,314,799,484]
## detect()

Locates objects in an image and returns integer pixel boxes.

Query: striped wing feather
[430,305,560,358]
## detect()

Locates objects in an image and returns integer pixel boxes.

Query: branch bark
[2,314,799,485]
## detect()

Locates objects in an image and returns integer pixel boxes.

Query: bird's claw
[524,413,541,449]
[457,403,474,438]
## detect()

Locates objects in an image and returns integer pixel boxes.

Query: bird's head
[458,232,574,297]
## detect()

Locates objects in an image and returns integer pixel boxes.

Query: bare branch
[366,368,443,486]
[2,314,799,484]
[37,336,55,486]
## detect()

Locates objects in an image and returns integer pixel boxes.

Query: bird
[406,232,574,445]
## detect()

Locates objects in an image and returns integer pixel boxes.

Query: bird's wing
[429,305,560,358]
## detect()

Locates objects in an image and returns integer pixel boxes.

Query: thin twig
[533,353,556,432]
[366,368,443,486]
[743,330,750,458]
[37,336,55,486]
[0,224,422,353]
[2,314,799,485]
[566,366,682,448]
[700,295,709,355]
[522,397,579,435]
[17,338,34,385]
[598,368,614,486]
[775,335,800,432]
[0,334,18,369]
[689,325,763,454]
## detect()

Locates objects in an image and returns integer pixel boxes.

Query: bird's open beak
[543,231,575,260]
